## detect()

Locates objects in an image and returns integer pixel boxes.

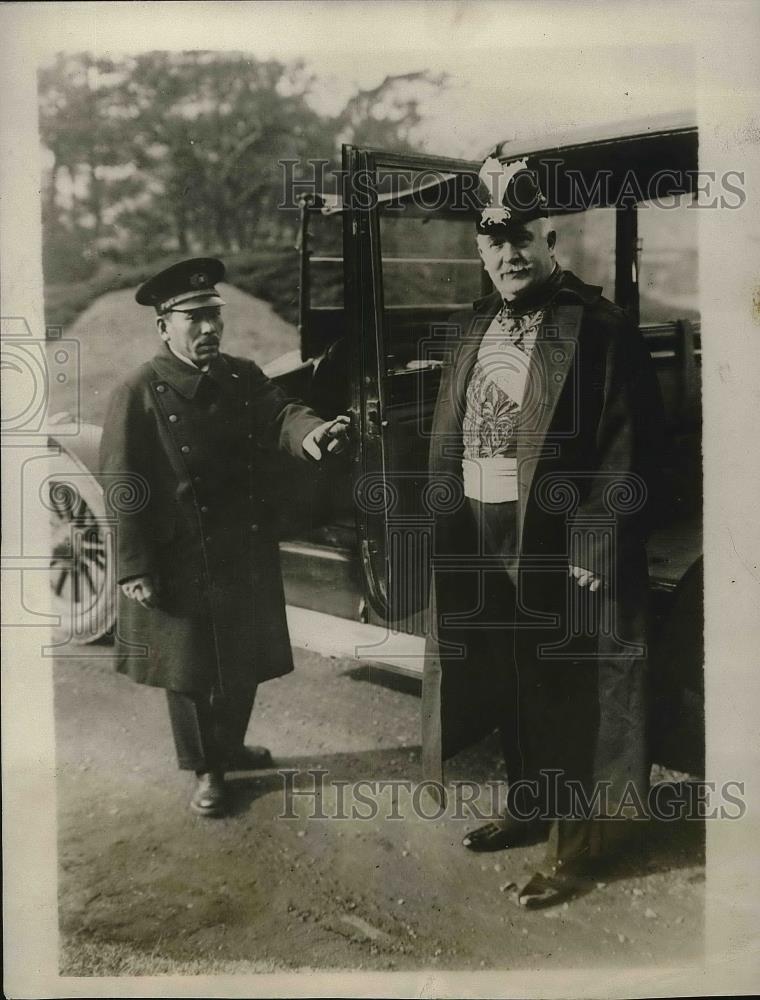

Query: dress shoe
[517,859,591,909]
[223,744,273,771]
[190,771,227,817]
[462,816,545,852]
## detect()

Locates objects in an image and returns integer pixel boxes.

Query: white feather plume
[479,156,529,207]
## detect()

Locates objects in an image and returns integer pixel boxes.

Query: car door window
[550,207,616,299]
[638,193,699,324]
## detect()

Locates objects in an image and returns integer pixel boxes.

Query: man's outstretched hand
[303,415,352,460]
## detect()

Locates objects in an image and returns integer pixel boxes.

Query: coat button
[156,383,166,393]
[250,524,259,533]
[247,433,253,440]
[181,445,190,454]
[244,401,250,408]
[200,505,208,513]
[205,535,212,542]
[169,414,178,423]
[193,475,202,484]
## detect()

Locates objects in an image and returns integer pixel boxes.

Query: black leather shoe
[462,817,544,852]
[517,860,591,909]
[190,771,227,817]
[224,744,274,771]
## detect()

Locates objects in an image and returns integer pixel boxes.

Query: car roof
[316,173,460,216]
[489,110,697,161]
[315,111,699,216]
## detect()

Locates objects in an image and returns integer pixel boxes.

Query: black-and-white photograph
[2,2,759,996]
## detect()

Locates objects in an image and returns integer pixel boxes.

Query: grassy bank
[44,250,306,333]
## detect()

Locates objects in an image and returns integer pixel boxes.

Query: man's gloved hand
[302,414,352,461]
[121,574,160,608]
[569,564,602,593]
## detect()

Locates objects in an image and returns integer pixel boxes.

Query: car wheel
[46,444,115,643]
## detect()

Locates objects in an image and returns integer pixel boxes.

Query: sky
[298,44,695,159]
[29,1,703,160]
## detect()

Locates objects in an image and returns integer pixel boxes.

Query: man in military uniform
[99,257,349,817]
[423,158,665,906]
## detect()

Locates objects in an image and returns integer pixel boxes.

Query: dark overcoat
[98,348,324,697]
[422,270,666,806]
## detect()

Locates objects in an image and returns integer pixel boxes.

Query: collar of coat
[456,268,604,407]
[471,267,602,320]
[450,268,603,444]
[441,269,605,550]
[150,347,240,399]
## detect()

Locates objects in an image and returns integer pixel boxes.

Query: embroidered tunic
[462,305,544,502]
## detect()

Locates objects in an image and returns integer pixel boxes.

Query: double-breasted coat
[422,270,666,809]
[99,348,324,697]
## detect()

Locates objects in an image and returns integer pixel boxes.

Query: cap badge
[480,206,512,228]
[189,272,208,288]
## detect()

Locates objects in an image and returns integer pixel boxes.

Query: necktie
[496,305,527,352]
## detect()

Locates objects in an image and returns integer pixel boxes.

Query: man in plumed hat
[99,258,350,817]
[422,157,665,906]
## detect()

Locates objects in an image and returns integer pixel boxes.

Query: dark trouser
[470,497,594,868]
[470,500,528,793]
[166,685,257,773]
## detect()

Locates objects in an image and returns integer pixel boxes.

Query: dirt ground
[54,643,705,976]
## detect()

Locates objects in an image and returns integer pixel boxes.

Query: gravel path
[56,646,705,974]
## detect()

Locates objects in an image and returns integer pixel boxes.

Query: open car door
[342,145,484,626]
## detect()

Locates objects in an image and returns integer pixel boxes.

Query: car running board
[285,605,425,679]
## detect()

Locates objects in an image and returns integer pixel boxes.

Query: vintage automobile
[46,111,703,769]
